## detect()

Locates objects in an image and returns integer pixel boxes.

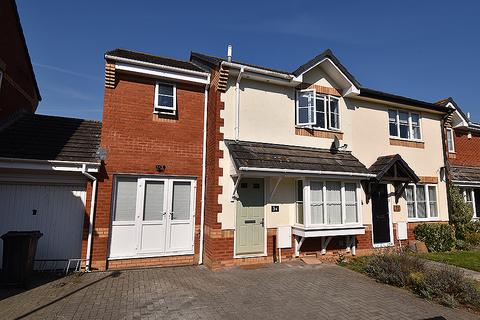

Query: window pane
[345,183,357,223]
[447,130,454,152]
[298,107,309,124]
[172,181,191,220]
[326,182,342,224]
[399,111,409,138]
[158,84,174,96]
[428,186,437,217]
[315,96,326,128]
[296,180,303,201]
[412,126,421,139]
[114,178,138,221]
[310,181,323,224]
[158,95,174,108]
[389,122,398,137]
[296,203,304,224]
[411,113,420,126]
[416,186,427,218]
[144,181,165,221]
[298,91,315,125]
[329,97,340,129]
[405,186,415,218]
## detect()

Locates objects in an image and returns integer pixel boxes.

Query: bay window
[295,180,304,224]
[405,184,438,220]
[388,109,421,140]
[460,188,480,220]
[297,180,360,226]
[296,90,340,130]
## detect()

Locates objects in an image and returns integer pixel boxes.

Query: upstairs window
[388,109,421,140]
[296,90,340,130]
[154,82,176,115]
[446,128,455,152]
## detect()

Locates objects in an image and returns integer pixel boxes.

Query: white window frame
[295,179,304,225]
[388,109,422,141]
[446,128,455,153]
[296,90,341,131]
[303,179,361,228]
[154,82,176,115]
[406,184,439,221]
[460,188,479,220]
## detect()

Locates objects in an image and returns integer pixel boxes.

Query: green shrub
[449,186,473,239]
[455,239,472,251]
[411,266,480,309]
[465,232,480,247]
[466,220,480,233]
[413,223,455,252]
[364,254,425,287]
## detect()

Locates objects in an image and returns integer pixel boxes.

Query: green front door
[235,178,265,255]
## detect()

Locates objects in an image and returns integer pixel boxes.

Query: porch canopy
[366,154,419,203]
[225,139,373,179]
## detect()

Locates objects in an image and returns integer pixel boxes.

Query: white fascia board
[292,225,366,237]
[115,62,209,85]
[0,157,100,173]
[451,180,480,187]
[238,166,375,179]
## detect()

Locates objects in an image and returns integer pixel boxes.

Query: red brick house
[439,97,480,220]
[88,49,210,270]
[0,0,41,121]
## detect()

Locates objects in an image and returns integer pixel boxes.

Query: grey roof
[0,113,102,163]
[225,140,369,174]
[106,48,205,72]
[450,166,480,182]
[190,52,291,74]
[368,154,419,182]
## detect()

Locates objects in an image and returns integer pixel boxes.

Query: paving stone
[0,263,477,319]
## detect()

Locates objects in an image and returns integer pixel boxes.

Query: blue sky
[17,0,480,121]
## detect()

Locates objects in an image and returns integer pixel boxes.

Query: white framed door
[109,176,196,259]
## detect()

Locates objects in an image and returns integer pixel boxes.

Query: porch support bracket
[320,236,332,255]
[268,176,283,202]
[294,235,305,257]
[231,174,242,201]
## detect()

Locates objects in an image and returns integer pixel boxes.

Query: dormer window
[296,90,340,130]
[154,82,176,115]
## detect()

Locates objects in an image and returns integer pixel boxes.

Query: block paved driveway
[0,262,478,320]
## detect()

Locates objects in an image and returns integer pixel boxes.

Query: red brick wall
[0,0,39,120]
[88,70,205,270]
[449,129,480,167]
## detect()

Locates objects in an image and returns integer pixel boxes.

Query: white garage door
[0,183,86,267]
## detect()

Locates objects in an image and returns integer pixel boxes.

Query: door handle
[170,212,174,219]
[260,218,264,227]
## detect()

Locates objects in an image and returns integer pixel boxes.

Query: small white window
[388,109,422,140]
[446,128,455,152]
[154,82,176,115]
[405,184,438,220]
[296,91,341,130]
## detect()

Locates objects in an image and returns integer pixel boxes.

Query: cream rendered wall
[217,65,448,231]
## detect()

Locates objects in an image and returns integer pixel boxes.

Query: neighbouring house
[88,49,210,270]
[438,97,480,220]
[0,1,101,271]
[0,0,41,121]
[191,48,451,269]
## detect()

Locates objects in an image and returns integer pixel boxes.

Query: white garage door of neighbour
[109,177,196,259]
[0,183,86,267]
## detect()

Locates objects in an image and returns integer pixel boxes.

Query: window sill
[407,218,441,223]
[389,138,425,149]
[295,127,344,139]
[292,224,365,237]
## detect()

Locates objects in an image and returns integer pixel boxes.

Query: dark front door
[371,183,391,245]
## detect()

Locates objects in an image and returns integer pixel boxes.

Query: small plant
[449,186,473,240]
[411,266,480,309]
[413,223,456,252]
[364,254,425,287]
[466,220,480,234]
[455,239,472,251]
[465,232,480,247]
